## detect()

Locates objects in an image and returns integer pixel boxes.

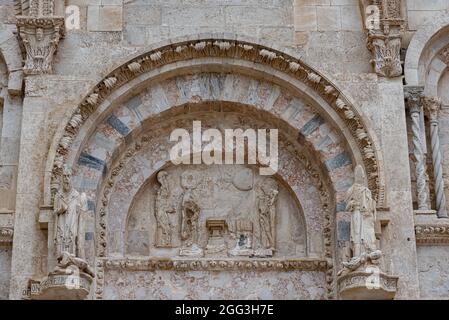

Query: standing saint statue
[54,167,88,261]
[255,179,278,256]
[154,170,175,247]
[179,171,203,256]
[340,165,381,274]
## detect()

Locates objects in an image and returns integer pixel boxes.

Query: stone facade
[0,0,448,300]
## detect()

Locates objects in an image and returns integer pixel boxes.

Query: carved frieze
[98,257,328,272]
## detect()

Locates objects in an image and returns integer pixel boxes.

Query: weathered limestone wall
[0,246,11,300]
[417,246,449,299]
[407,0,449,30]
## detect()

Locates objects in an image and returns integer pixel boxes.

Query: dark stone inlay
[87,200,96,211]
[78,152,105,171]
[107,114,130,136]
[325,152,352,171]
[85,232,94,241]
[300,114,325,137]
[337,220,350,241]
[336,201,347,212]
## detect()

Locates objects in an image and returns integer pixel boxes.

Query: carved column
[361,0,404,77]
[424,97,448,218]
[405,87,429,210]
[15,0,64,75]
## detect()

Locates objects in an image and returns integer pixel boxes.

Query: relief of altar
[125,164,307,259]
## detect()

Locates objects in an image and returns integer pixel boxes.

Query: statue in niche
[54,167,88,262]
[154,170,175,247]
[179,171,203,257]
[339,165,382,275]
[255,179,278,257]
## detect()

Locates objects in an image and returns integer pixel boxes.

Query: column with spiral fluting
[424,97,448,218]
[405,87,429,210]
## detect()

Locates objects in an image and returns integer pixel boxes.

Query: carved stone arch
[43,34,386,209]
[40,35,388,300]
[0,27,23,95]
[405,9,449,95]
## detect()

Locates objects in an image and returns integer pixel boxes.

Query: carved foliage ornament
[50,38,384,209]
[16,16,64,75]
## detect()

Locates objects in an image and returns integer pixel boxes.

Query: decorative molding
[98,257,328,272]
[0,227,14,243]
[48,38,384,210]
[415,224,449,245]
[16,16,64,75]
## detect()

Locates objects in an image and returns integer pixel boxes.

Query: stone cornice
[415,224,449,245]
[98,257,328,272]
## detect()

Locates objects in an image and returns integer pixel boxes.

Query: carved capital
[423,96,442,123]
[16,16,64,75]
[404,86,424,113]
[367,30,402,78]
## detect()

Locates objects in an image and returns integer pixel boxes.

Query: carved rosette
[16,16,64,75]
[338,271,398,300]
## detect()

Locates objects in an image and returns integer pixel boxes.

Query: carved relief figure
[179,171,203,256]
[255,179,278,256]
[54,167,88,260]
[229,219,254,256]
[154,171,175,247]
[340,165,381,274]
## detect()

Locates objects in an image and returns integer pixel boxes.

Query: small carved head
[62,166,72,192]
[157,170,168,185]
